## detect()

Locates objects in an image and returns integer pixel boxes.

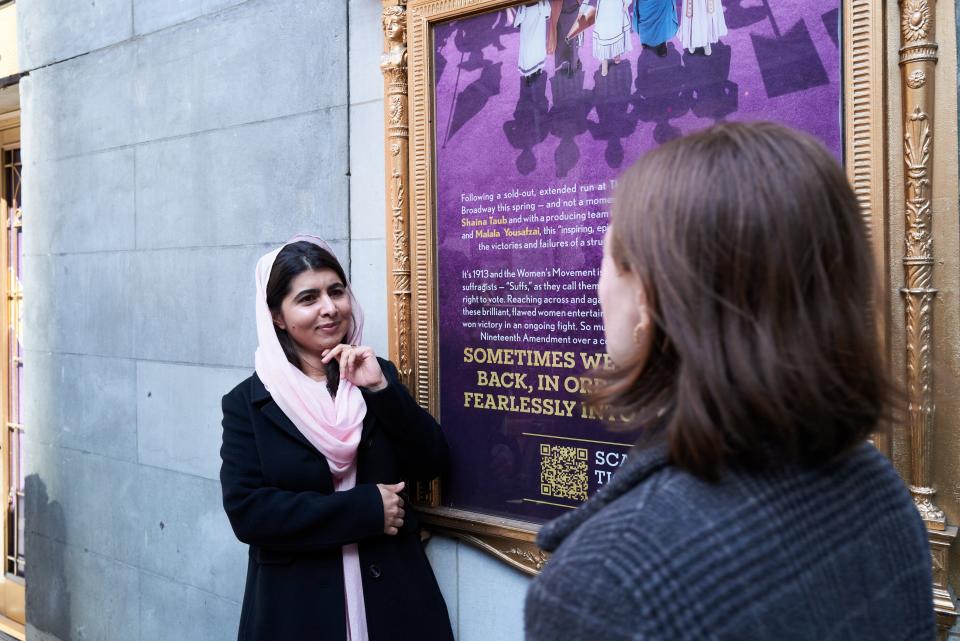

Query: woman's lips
[317,321,340,332]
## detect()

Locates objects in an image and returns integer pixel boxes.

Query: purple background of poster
[433,0,841,523]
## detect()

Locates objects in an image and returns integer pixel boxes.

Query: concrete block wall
[20,1,348,639]
[19,0,530,639]
[349,0,390,359]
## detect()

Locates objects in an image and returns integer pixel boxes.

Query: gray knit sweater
[524,443,934,641]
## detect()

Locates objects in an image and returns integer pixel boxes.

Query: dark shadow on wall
[821,8,840,48]
[503,71,551,175]
[633,42,690,145]
[434,21,456,83]
[590,60,639,169]
[683,42,739,123]
[25,475,70,641]
[752,18,829,98]
[549,67,593,178]
[453,11,513,72]
[444,62,504,145]
[723,0,769,29]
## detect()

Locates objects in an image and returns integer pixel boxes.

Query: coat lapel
[251,373,322,454]
[260,399,322,453]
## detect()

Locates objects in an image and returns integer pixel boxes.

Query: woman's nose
[317,295,336,315]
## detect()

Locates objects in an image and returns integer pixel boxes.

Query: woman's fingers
[345,347,368,384]
[320,344,348,364]
[378,481,407,535]
[322,345,355,382]
[323,345,358,381]
[322,344,386,388]
[344,348,357,381]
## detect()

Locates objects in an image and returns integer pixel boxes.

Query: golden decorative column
[897,0,958,635]
[898,0,942,531]
[382,0,438,506]
[381,0,413,389]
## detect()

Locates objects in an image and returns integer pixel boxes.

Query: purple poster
[433,0,841,523]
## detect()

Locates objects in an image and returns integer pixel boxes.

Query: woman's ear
[272,311,286,331]
[632,281,654,364]
[634,279,650,329]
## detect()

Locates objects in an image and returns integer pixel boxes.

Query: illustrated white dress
[679,0,727,54]
[593,0,633,61]
[515,1,552,77]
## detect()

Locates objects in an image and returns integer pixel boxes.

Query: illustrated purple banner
[433,0,841,523]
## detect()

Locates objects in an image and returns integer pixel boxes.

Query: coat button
[368,564,382,579]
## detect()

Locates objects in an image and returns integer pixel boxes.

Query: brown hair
[594,122,892,480]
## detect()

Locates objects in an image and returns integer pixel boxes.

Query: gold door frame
[383,0,903,579]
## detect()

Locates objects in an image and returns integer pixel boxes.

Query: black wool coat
[220,359,454,641]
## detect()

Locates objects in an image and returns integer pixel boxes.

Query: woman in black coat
[220,236,453,641]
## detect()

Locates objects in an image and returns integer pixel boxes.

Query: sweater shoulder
[528,445,932,639]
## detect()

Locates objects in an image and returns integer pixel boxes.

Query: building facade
[0,0,959,640]
[11,1,528,640]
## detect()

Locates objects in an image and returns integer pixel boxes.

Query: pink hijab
[253,235,369,641]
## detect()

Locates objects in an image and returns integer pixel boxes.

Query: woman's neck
[297,350,327,382]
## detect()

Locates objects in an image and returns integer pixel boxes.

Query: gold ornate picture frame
[383,0,888,576]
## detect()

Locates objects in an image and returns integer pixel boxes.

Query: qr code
[540,444,588,501]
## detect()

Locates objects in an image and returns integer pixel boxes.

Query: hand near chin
[321,344,387,391]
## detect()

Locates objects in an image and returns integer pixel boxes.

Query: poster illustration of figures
[432,0,841,523]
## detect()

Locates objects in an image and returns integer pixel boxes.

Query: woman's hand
[321,345,387,391]
[377,481,406,535]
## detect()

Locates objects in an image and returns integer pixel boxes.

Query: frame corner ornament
[418,506,545,575]
[503,544,549,573]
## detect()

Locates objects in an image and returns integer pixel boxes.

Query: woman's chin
[316,334,348,353]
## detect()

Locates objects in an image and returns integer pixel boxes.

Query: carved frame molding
[895,0,959,635]
[845,0,890,456]
[385,0,891,576]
